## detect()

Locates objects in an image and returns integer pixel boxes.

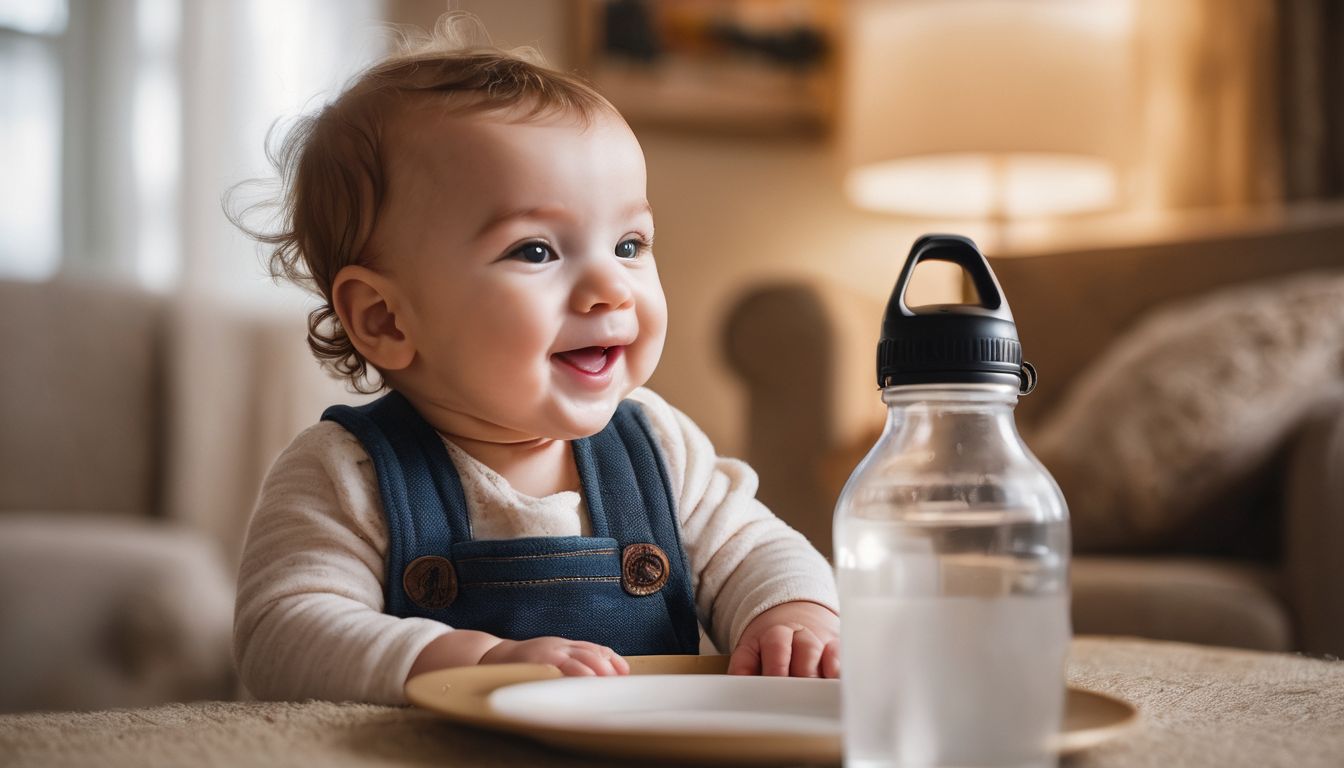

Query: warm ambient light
[847,152,1119,219]
[841,0,1133,223]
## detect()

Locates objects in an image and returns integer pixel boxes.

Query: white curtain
[165,0,387,564]
[179,0,387,302]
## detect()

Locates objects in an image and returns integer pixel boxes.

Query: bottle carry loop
[878,234,1037,395]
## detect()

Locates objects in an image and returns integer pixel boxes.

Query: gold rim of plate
[405,654,1139,766]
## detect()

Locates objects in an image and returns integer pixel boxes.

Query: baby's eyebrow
[473,206,570,240]
[473,200,653,241]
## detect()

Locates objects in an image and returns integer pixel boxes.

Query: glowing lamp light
[847,152,1119,220]
[841,0,1134,231]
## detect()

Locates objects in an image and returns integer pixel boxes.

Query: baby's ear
[331,265,415,372]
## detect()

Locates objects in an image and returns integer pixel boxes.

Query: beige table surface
[2,636,1341,768]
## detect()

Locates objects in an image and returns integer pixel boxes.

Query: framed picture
[573,0,840,136]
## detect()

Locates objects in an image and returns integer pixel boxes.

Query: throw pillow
[1031,270,1344,551]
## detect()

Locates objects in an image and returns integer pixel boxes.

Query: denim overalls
[322,391,701,656]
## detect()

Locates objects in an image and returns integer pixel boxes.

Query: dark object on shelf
[603,0,661,63]
[708,21,828,68]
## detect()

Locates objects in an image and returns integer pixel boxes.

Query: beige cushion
[1283,397,1344,656]
[1071,557,1292,651]
[0,279,164,517]
[0,515,235,713]
[991,217,1344,430]
[1031,272,1344,550]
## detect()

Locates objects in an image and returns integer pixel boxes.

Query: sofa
[723,210,1344,655]
[0,278,355,712]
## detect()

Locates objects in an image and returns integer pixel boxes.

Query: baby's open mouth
[553,345,623,375]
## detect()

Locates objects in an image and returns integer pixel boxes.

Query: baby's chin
[537,380,647,439]
[553,402,632,440]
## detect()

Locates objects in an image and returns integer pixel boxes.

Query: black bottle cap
[877,234,1037,394]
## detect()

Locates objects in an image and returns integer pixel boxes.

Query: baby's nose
[571,258,634,313]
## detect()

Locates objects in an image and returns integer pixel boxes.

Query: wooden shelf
[573,0,839,137]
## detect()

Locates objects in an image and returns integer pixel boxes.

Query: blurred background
[2,0,1342,713]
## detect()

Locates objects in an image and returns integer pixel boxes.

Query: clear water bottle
[835,235,1071,768]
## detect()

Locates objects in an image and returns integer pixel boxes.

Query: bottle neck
[881,382,1020,409]
[879,382,1025,453]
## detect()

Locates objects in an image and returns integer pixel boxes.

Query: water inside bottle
[836,511,1070,768]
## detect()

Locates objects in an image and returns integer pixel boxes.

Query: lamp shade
[841,0,1133,219]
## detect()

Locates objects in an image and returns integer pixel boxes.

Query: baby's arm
[233,424,449,703]
[627,390,840,677]
[235,423,625,704]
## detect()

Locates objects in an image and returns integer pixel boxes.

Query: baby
[232,17,839,705]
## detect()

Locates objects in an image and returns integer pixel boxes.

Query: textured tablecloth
[3,636,1341,767]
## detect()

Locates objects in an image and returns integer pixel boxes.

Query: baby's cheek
[475,300,555,365]
[628,335,664,389]
[634,298,668,377]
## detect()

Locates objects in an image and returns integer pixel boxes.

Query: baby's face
[373,105,666,442]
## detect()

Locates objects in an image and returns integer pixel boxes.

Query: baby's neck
[447,433,580,498]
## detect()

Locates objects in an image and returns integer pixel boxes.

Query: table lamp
[840,0,1134,252]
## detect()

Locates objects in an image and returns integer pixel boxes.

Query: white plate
[488,673,839,735]
[405,656,1139,765]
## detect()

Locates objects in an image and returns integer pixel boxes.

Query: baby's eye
[615,239,646,259]
[508,242,556,264]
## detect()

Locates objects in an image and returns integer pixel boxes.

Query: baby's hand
[480,636,630,677]
[727,601,840,679]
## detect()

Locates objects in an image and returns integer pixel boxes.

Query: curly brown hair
[228,14,616,392]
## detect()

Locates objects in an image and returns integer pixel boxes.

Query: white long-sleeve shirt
[233,387,837,704]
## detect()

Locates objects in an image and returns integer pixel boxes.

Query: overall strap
[574,401,700,654]
[321,392,472,614]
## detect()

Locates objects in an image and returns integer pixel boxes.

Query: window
[0,0,67,280]
[0,0,181,286]
[1,0,385,292]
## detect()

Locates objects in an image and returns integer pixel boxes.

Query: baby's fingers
[566,645,625,677]
[551,645,623,675]
[788,629,824,678]
[727,639,761,676]
[821,639,841,679]
[759,625,796,677]
[556,657,598,677]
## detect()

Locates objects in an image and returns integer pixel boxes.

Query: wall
[639,131,952,455]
